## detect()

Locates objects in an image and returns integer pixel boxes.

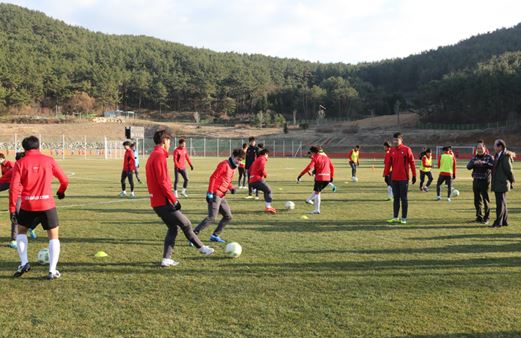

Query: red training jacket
[123,148,136,172]
[383,144,416,181]
[208,159,236,198]
[173,146,192,170]
[146,146,177,208]
[0,168,12,184]
[383,149,391,176]
[1,160,13,176]
[248,155,268,183]
[9,150,68,212]
[299,152,334,182]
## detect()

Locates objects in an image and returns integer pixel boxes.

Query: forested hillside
[1,3,520,123]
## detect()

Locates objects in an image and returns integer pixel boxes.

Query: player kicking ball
[194,148,246,243]
[119,140,136,198]
[146,130,214,267]
[297,146,335,215]
[10,136,69,280]
[248,149,276,214]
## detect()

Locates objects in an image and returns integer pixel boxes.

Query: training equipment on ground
[37,248,50,265]
[224,242,242,258]
[300,215,309,220]
[95,251,108,258]
[451,189,460,197]
[285,201,295,210]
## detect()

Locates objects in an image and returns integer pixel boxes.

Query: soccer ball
[285,201,295,210]
[37,248,49,265]
[224,242,242,258]
[451,189,460,197]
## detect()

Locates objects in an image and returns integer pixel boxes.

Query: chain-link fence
[0,133,519,161]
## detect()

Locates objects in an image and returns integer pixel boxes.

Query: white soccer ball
[224,242,242,258]
[285,201,296,210]
[37,248,49,265]
[451,189,460,197]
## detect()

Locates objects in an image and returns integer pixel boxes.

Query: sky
[2,0,521,64]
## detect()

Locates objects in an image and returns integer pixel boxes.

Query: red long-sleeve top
[299,152,334,182]
[9,150,68,212]
[248,155,268,183]
[383,144,416,181]
[173,146,192,170]
[208,159,236,198]
[146,146,177,208]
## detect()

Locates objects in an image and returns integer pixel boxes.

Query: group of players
[1,130,515,278]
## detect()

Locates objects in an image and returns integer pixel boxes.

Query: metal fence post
[203,137,206,157]
[229,139,232,156]
[104,136,108,160]
[283,140,285,157]
[84,135,87,160]
[62,134,65,160]
[217,138,219,157]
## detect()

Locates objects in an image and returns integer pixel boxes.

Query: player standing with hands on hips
[10,136,69,280]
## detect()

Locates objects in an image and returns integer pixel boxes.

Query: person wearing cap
[467,141,494,224]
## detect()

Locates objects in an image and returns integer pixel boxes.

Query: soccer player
[347,145,360,181]
[419,148,434,192]
[383,132,417,224]
[0,153,13,176]
[245,137,259,199]
[10,136,68,280]
[436,146,456,202]
[146,130,214,267]
[173,138,194,198]
[467,142,494,224]
[249,149,276,214]
[383,141,393,200]
[0,152,38,249]
[237,143,248,189]
[120,140,136,198]
[297,146,334,215]
[194,148,246,243]
[132,142,142,184]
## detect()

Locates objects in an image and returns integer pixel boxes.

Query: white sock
[307,192,316,202]
[265,202,271,208]
[49,239,60,274]
[182,189,186,193]
[314,193,321,212]
[387,186,393,198]
[327,182,334,187]
[16,234,28,266]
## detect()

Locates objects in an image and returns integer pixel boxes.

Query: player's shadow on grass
[395,331,521,338]
[408,233,521,241]
[58,237,159,246]
[292,241,521,255]
[79,208,152,214]
[235,219,484,233]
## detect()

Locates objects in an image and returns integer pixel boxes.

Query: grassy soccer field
[0,157,520,337]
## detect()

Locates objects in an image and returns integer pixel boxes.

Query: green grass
[0,157,520,338]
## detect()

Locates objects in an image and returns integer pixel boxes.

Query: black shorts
[313,181,330,193]
[17,208,59,230]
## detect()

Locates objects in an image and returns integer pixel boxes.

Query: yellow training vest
[420,155,432,172]
[439,153,454,174]
[350,150,359,162]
